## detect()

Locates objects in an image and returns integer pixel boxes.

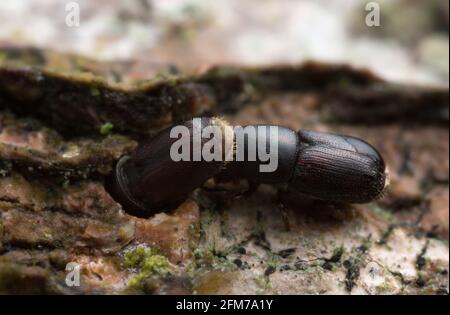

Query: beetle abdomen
[290,143,387,204]
[107,117,233,216]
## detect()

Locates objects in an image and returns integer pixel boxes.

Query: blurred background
[0,0,448,84]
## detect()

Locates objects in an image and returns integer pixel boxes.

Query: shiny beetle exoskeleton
[107,117,388,217]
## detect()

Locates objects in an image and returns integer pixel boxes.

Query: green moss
[267,253,280,270]
[220,216,235,240]
[90,87,100,97]
[188,223,200,246]
[330,246,345,262]
[358,237,372,254]
[123,245,170,273]
[369,204,393,222]
[344,255,361,291]
[415,271,427,287]
[123,245,171,289]
[186,246,237,278]
[0,160,12,177]
[128,273,147,289]
[343,239,371,292]
[254,274,272,294]
[184,261,197,278]
[99,122,114,136]
[321,246,345,271]
[375,280,394,294]
[189,240,198,252]
[140,255,170,275]
[212,257,237,272]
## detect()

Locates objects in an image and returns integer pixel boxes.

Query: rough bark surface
[0,47,448,294]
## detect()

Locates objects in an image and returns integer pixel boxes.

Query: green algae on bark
[122,245,172,289]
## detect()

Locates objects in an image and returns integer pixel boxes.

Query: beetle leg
[277,190,292,231]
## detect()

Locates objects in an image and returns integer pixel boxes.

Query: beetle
[106,117,388,217]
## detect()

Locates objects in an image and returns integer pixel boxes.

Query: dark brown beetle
[107,117,388,217]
